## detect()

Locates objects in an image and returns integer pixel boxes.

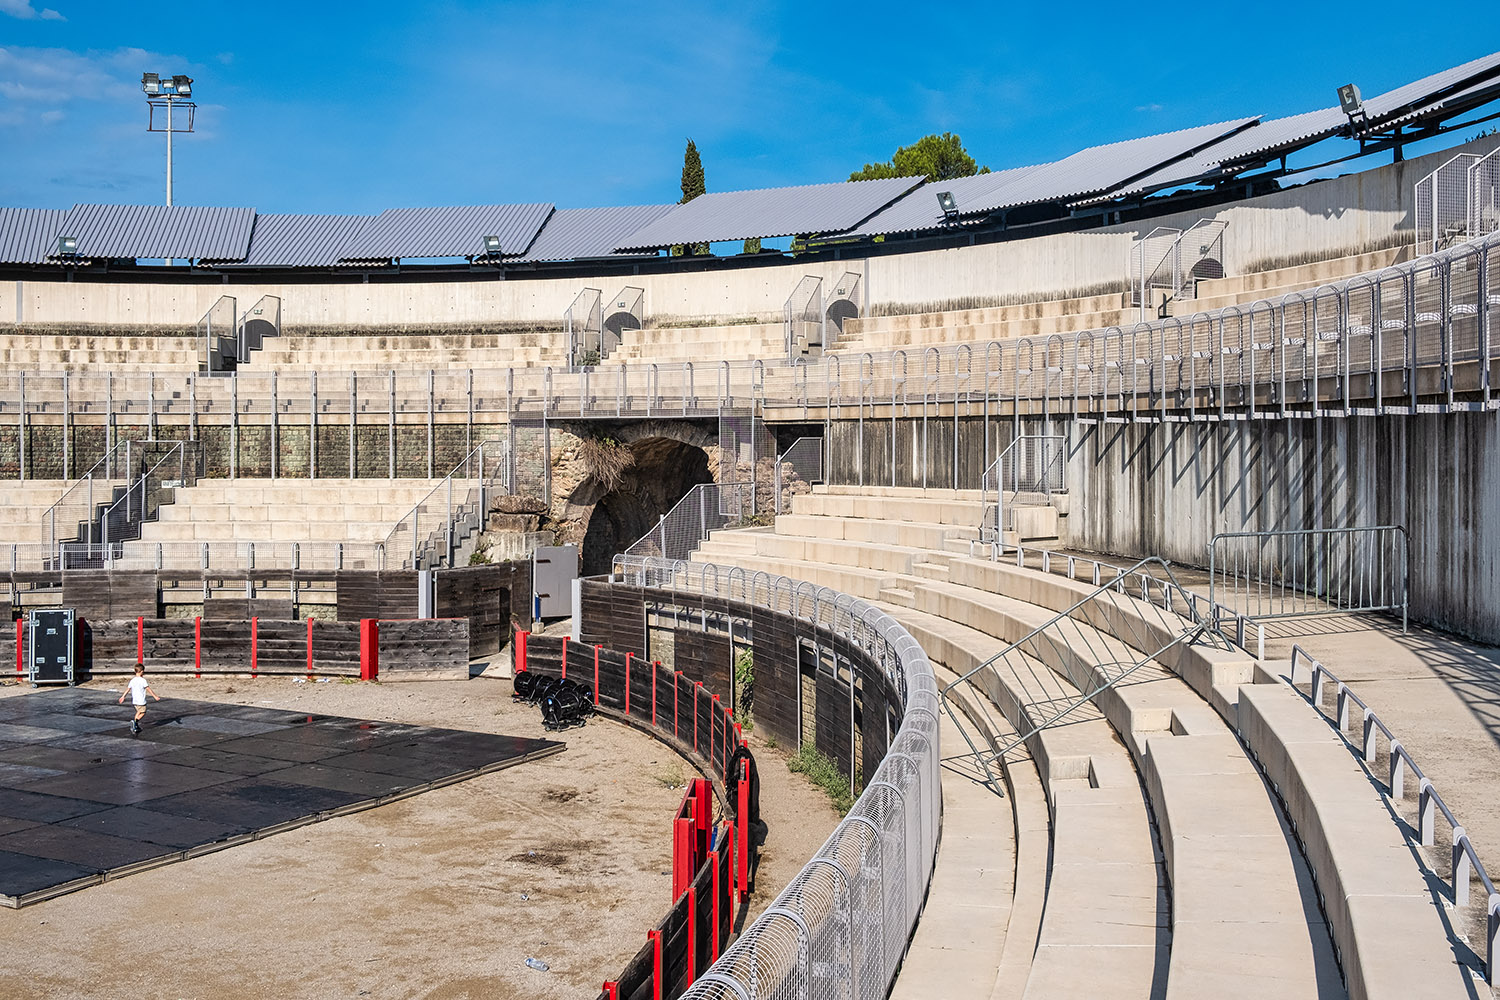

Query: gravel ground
[0,675,840,1000]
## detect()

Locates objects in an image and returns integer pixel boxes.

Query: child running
[118,662,160,734]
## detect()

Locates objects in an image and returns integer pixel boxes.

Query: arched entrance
[571,435,714,576]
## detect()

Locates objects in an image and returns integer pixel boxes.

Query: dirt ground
[0,674,840,1000]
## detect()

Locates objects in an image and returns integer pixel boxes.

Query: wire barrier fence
[6,232,1500,481]
[784,275,823,359]
[1207,525,1410,632]
[25,539,388,573]
[236,294,282,362]
[773,437,824,515]
[620,482,755,565]
[1417,153,1484,254]
[940,556,1220,794]
[566,287,604,367]
[602,285,644,361]
[197,294,237,373]
[613,554,939,1000]
[1473,146,1500,247]
[1289,645,1499,983]
[382,438,509,571]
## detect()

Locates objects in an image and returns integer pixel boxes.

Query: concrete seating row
[0,480,73,544]
[695,487,1345,999]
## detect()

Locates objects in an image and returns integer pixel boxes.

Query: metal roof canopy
[957,117,1261,218]
[615,176,924,251]
[228,213,374,268]
[846,165,1052,238]
[517,203,675,262]
[53,204,255,261]
[339,203,554,260]
[0,208,67,264]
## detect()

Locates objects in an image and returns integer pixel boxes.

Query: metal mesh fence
[785,276,824,358]
[382,438,507,570]
[566,287,604,367]
[197,295,237,373]
[615,556,939,1000]
[1130,226,1181,315]
[773,437,824,515]
[1472,147,1500,244]
[1416,153,1480,254]
[620,482,754,564]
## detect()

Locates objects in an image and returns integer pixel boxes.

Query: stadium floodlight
[482,235,503,256]
[936,191,960,221]
[142,72,196,210]
[55,235,77,257]
[141,73,160,96]
[1337,83,1365,122]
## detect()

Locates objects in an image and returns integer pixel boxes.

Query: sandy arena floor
[0,674,840,1000]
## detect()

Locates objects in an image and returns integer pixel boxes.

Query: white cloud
[1135,103,1165,113]
[39,108,62,123]
[0,0,65,21]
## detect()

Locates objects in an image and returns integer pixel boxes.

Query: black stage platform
[0,688,563,906]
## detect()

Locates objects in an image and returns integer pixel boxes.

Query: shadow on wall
[571,436,713,576]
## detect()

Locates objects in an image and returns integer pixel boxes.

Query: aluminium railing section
[940,557,1219,795]
[977,433,1065,554]
[1208,525,1410,632]
[784,274,824,359]
[619,481,755,566]
[44,441,195,569]
[383,439,509,571]
[1289,645,1499,983]
[42,439,139,553]
[565,287,604,367]
[614,554,939,1000]
[772,437,824,515]
[45,539,387,573]
[197,294,238,374]
[1417,153,1483,255]
[1472,146,1500,247]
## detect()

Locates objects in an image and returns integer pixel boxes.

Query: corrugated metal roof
[516,203,675,262]
[55,204,255,260]
[846,165,1049,237]
[228,213,373,267]
[957,117,1260,217]
[615,176,923,250]
[0,207,66,264]
[339,203,554,260]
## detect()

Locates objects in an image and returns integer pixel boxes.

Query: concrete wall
[1064,412,1500,642]
[5,134,1497,333]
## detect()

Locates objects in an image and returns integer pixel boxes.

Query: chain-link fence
[1471,146,1500,244]
[613,555,939,1000]
[1416,152,1481,254]
[773,437,824,514]
[619,482,754,564]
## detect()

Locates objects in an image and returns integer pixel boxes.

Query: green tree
[850,132,988,183]
[680,138,706,203]
[673,139,709,256]
[742,237,762,254]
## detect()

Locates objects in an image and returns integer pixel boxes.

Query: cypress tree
[680,139,706,203]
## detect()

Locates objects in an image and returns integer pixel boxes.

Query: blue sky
[3,1,1499,214]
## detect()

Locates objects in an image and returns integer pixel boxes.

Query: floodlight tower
[141,73,196,207]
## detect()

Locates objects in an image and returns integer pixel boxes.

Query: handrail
[97,441,186,550]
[1289,644,1500,982]
[382,438,507,570]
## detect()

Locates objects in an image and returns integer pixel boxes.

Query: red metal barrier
[136,616,144,664]
[674,670,682,738]
[514,628,528,673]
[709,847,722,961]
[737,758,750,900]
[306,617,314,676]
[693,681,702,752]
[648,929,663,1000]
[359,619,379,680]
[560,639,567,680]
[602,983,618,1000]
[194,616,201,678]
[15,618,23,676]
[651,660,659,727]
[593,645,602,704]
[686,887,697,988]
[624,653,633,716]
[250,617,259,677]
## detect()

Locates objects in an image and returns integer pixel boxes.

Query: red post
[250,616,258,678]
[649,930,663,1000]
[709,848,722,961]
[136,616,144,664]
[513,628,528,673]
[651,660,658,727]
[194,616,202,678]
[685,885,697,988]
[359,619,379,680]
[712,694,723,774]
[593,645,602,705]
[306,616,314,675]
[624,653,633,716]
[15,618,24,676]
[560,639,567,680]
[694,681,702,752]
[602,984,618,1000]
[737,758,750,900]
[674,670,682,738]
[736,721,743,748]
[673,812,692,899]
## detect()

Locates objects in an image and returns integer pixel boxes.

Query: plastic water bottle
[525,958,549,972]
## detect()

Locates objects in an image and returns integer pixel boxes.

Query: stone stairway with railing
[684,483,1478,999]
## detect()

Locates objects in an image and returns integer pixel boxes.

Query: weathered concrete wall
[1064,413,1500,642]
[5,135,1496,332]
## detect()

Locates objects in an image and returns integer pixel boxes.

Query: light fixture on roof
[936,190,960,222]
[1337,83,1366,123]
[55,235,77,257]
[141,73,160,96]
[142,71,196,212]
[481,235,503,256]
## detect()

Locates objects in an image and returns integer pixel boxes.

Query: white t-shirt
[127,676,151,706]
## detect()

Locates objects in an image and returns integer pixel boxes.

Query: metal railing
[619,482,754,565]
[1207,525,1409,632]
[978,433,1065,553]
[1472,146,1500,247]
[383,439,508,571]
[1131,225,1182,317]
[46,539,386,572]
[773,437,824,515]
[940,556,1214,794]
[43,440,136,552]
[95,441,191,548]
[614,554,939,1000]
[784,275,824,359]
[236,294,282,363]
[1289,645,1499,983]
[566,287,604,367]
[1417,153,1483,254]
[602,285,644,361]
[198,294,238,373]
